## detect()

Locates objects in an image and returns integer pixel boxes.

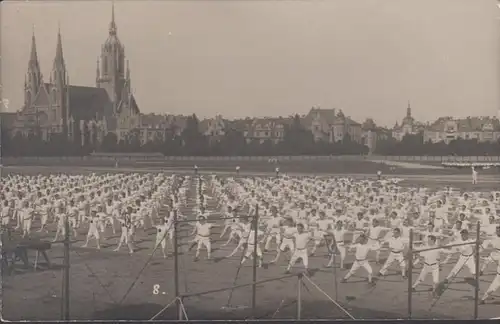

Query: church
[9,4,140,145]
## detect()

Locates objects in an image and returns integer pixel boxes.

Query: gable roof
[67,85,113,121]
[303,107,337,126]
[32,80,51,106]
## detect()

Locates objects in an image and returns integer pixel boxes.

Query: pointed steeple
[54,23,65,66]
[29,25,39,66]
[109,0,117,36]
[406,100,411,118]
[25,25,42,108]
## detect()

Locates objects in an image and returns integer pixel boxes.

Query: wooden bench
[2,240,52,274]
[20,241,52,270]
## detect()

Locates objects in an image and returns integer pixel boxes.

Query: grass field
[1,163,500,321]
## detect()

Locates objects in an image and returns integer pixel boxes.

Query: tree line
[2,114,499,157]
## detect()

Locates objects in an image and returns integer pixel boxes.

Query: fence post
[474,222,480,320]
[252,204,259,317]
[173,210,182,320]
[333,251,338,301]
[297,274,302,320]
[407,229,413,319]
[62,213,70,320]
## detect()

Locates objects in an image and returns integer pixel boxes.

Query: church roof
[64,84,113,120]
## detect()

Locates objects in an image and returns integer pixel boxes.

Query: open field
[1,164,500,321]
[4,157,500,177]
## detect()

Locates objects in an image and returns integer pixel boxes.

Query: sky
[1,0,499,127]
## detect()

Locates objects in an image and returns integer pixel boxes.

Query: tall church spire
[25,25,42,108]
[54,22,65,67]
[406,100,411,118]
[29,25,39,65]
[109,0,117,36]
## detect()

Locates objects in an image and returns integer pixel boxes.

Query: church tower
[406,100,412,118]
[97,1,128,111]
[24,27,43,108]
[50,25,70,132]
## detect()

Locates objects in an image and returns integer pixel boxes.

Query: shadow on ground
[92,300,447,320]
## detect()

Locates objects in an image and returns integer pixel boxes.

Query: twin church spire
[26,1,130,109]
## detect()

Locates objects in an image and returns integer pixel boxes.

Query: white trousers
[413,262,439,287]
[155,236,166,249]
[485,268,500,294]
[87,226,100,240]
[448,254,476,279]
[23,218,32,232]
[380,251,406,275]
[196,236,211,251]
[245,243,263,258]
[265,232,281,250]
[347,259,373,276]
[289,248,309,268]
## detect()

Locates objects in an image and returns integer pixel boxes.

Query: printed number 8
[153,284,160,295]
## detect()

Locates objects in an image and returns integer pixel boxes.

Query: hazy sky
[1,0,499,127]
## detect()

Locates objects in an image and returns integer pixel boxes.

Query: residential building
[135,113,170,145]
[331,110,363,143]
[199,115,226,139]
[243,117,290,144]
[303,107,337,142]
[303,107,363,144]
[423,116,500,144]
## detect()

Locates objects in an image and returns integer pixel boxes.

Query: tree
[126,128,142,152]
[215,128,247,155]
[101,132,118,152]
[181,114,207,155]
[282,114,315,155]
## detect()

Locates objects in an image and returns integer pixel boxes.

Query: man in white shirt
[285,223,311,273]
[270,217,297,264]
[264,206,283,252]
[480,225,500,276]
[444,229,476,283]
[412,235,449,293]
[378,228,408,279]
[152,217,172,258]
[241,223,264,268]
[341,233,375,284]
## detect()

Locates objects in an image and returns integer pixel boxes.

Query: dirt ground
[1,164,500,321]
[5,157,500,176]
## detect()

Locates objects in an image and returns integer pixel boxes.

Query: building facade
[391,102,425,141]
[242,118,289,144]
[303,107,363,144]
[6,4,140,145]
[423,116,500,144]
